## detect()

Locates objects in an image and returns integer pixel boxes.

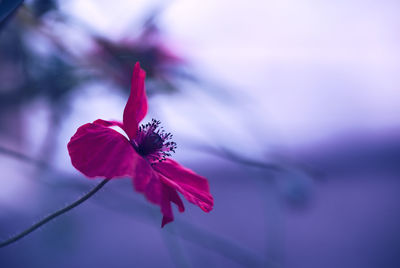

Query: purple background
[0,1,400,267]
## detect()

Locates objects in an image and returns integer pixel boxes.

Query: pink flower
[67,63,213,227]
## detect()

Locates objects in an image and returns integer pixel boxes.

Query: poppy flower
[67,62,213,227]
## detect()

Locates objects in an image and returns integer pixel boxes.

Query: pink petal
[131,171,162,204]
[123,62,147,140]
[168,185,185,213]
[131,172,184,227]
[153,159,214,213]
[68,120,153,179]
[93,119,124,128]
[160,184,185,227]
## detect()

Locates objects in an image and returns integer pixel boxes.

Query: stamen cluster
[132,119,177,164]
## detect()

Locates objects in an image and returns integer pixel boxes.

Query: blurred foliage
[89,21,188,96]
[0,0,24,26]
[0,0,191,141]
[31,0,57,18]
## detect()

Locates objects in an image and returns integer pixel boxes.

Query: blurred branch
[192,144,283,172]
[94,190,268,268]
[160,225,192,268]
[0,0,24,26]
[175,220,269,267]
[0,145,50,169]
[190,143,321,182]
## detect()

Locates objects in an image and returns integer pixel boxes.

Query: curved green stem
[0,178,110,248]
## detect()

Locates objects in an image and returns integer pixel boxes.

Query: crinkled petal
[132,172,184,227]
[168,185,185,213]
[153,159,213,213]
[161,186,173,227]
[160,184,185,227]
[123,62,147,140]
[68,120,153,179]
[132,171,162,204]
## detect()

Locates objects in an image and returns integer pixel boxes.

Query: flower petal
[131,171,184,227]
[153,159,214,213]
[161,184,185,227]
[123,62,147,140]
[68,120,153,179]
[93,119,124,128]
[168,186,185,213]
[131,171,162,204]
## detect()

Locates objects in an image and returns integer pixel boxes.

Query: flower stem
[0,178,110,248]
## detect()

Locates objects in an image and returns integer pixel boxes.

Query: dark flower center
[132,119,176,163]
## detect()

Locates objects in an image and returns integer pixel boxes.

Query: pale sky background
[11,0,399,178]
[57,0,400,147]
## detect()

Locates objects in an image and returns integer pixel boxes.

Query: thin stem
[0,178,110,248]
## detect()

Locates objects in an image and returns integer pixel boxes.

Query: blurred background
[1,0,400,267]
